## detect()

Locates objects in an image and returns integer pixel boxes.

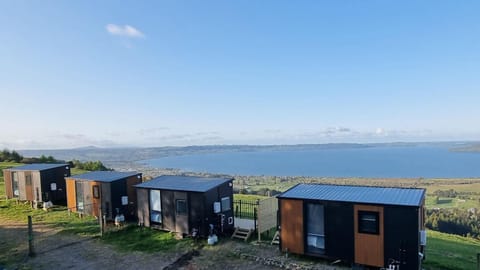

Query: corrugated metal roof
[135,175,233,192]
[7,163,68,171]
[278,184,425,207]
[68,171,140,183]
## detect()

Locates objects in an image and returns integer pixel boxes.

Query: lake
[142,145,480,178]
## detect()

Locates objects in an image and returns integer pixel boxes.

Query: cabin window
[12,172,19,197]
[50,182,57,191]
[150,190,162,223]
[358,211,379,234]
[176,199,187,215]
[92,185,100,199]
[221,197,231,211]
[75,182,84,211]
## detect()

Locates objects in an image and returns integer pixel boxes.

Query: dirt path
[1,219,348,270]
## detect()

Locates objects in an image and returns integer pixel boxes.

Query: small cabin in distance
[3,163,70,204]
[278,184,426,270]
[65,171,142,220]
[136,175,234,237]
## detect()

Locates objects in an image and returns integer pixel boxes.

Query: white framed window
[221,196,231,211]
[150,190,162,223]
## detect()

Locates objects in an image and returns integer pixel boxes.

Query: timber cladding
[3,170,13,198]
[280,199,304,254]
[90,181,101,217]
[66,179,76,211]
[354,204,384,267]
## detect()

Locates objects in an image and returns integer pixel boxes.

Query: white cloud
[375,128,385,135]
[106,24,145,38]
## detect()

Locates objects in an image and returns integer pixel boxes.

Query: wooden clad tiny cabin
[278,184,426,270]
[65,171,142,220]
[3,164,70,204]
[135,175,234,237]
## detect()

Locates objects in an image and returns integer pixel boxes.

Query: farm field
[235,176,480,210]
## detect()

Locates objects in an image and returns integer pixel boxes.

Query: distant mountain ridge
[18,141,479,168]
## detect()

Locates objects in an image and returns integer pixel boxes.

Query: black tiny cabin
[3,163,70,204]
[278,184,426,269]
[65,171,142,220]
[135,175,234,237]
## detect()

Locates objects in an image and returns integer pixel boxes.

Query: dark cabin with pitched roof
[135,175,234,237]
[3,163,70,204]
[278,184,426,270]
[65,171,142,220]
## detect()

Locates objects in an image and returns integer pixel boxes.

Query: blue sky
[1,1,479,149]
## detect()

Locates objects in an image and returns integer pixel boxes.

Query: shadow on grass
[101,225,195,253]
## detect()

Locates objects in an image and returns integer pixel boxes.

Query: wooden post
[253,207,258,241]
[27,215,34,257]
[99,207,104,237]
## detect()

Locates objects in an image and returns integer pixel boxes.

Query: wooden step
[271,230,280,245]
[231,227,253,242]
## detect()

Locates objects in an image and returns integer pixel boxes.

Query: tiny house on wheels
[3,164,70,204]
[65,171,142,220]
[278,184,426,270]
[135,175,234,237]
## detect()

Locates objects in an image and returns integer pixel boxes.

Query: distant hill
[450,142,480,152]
[19,143,373,167]
[18,141,479,168]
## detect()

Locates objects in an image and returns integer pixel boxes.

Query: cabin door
[354,205,384,267]
[174,192,188,234]
[25,172,33,201]
[305,203,325,254]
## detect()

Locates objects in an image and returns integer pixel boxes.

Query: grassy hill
[424,230,480,270]
[1,162,480,269]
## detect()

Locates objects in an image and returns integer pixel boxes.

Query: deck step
[271,230,280,245]
[231,227,253,242]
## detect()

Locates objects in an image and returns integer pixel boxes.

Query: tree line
[1,149,110,171]
[426,208,480,238]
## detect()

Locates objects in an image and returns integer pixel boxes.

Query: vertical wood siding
[66,179,76,211]
[4,170,13,198]
[136,188,150,227]
[280,199,304,255]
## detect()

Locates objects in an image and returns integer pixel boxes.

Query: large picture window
[358,211,379,234]
[150,190,162,223]
[306,203,325,254]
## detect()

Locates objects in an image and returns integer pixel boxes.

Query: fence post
[27,215,34,257]
[254,207,257,235]
[239,200,242,218]
[99,207,104,237]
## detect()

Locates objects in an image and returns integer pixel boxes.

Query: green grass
[71,167,89,175]
[425,196,480,209]
[424,230,480,270]
[233,194,267,201]
[0,199,100,236]
[101,225,194,252]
